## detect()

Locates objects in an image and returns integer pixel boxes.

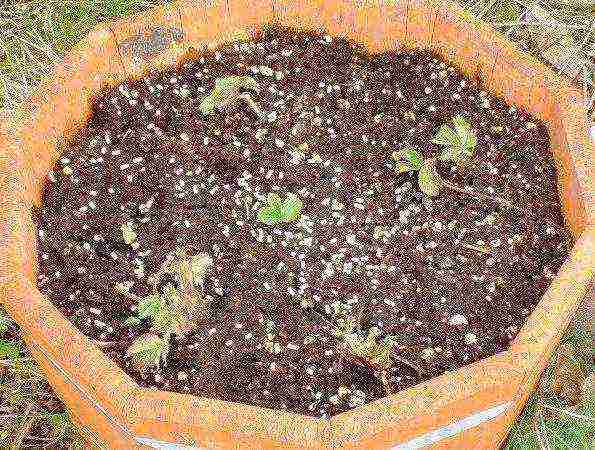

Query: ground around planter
[0,306,85,449]
[0,0,593,448]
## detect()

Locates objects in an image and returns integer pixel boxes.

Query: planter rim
[1,0,593,448]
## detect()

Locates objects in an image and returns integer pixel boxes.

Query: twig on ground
[541,403,595,423]
[532,406,552,450]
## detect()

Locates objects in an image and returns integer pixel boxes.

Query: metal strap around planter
[391,401,513,449]
[26,339,135,446]
[135,437,203,450]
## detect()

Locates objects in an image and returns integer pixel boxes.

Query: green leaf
[281,193,303,222]
[418,160,441,197]
[395,161,416,174]
[432,124,460,147]
[258,192,302,225]
[215,75,258,92]
[120,222,137,245]
[433,116,477,164]
[124,316,141,327]
[258,207,282,225]
[151,306,179,335]
[199,95,216,115]
[0,339,20,359]
[267,192,282,208]
[162,284,182,306]
[200,76,259,115]
[392,147,424,171]
[343,327,395,371]
[126,333,169,373]
[452,114,472,136]
[136,294,164,320]
[453,114,477,157]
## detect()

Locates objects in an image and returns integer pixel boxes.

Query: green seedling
[330,310,426,394]
[200,76,264,118]
[120,222,137,245]
[431,114,477,165]
[343,327,395,371]
[119,247,214,374]
[263,320,283,355]
[393,118,524,213]
[258,192,303,225]
[125,333,169,374]
[392,147,440,197]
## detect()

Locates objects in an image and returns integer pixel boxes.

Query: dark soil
[34,26,571,418]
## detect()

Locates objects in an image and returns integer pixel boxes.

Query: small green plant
[125,333,169,374]
[120,222,137,245]
[200,76,264,118]
[392,147,441,197]
[393,117,523,212]
[257,192,303,225]
[431,114,477,165]
[118,247,214,373]
[342,327,395,372]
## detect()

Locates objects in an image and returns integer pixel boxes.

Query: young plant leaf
[136,294,164,320]
[280,193,303,222]
[151,304,189,336]
[200,76,259,115]
[343,327,395,371]
[267,192,282,208]
[431,124,460,147]
[257,206,282,225]
[418,159,441,197]
[333,316,358,338]
[395,161,417,174]
[392,147,424,171]
[126,333,169,373]
[124,316,141,327]
[120,222,137,245]
[258,192,302,225]
[432,115,477,165]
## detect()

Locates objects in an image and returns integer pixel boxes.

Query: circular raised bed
[0,1,593,449]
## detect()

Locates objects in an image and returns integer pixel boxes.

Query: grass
[0,306,85,449]
[463,0,594,117]
[504,313,595,449]
[0,0,593,448]
[0,0,164,112]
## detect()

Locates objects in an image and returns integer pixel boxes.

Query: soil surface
[34,26,571,418]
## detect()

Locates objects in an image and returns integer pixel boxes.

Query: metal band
[391,401,512,449]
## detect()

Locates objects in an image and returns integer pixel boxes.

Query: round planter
[0,1,593,449]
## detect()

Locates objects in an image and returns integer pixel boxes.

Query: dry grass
[0,1,593,448]
[465,0,594,117]
[0,307,85,449]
